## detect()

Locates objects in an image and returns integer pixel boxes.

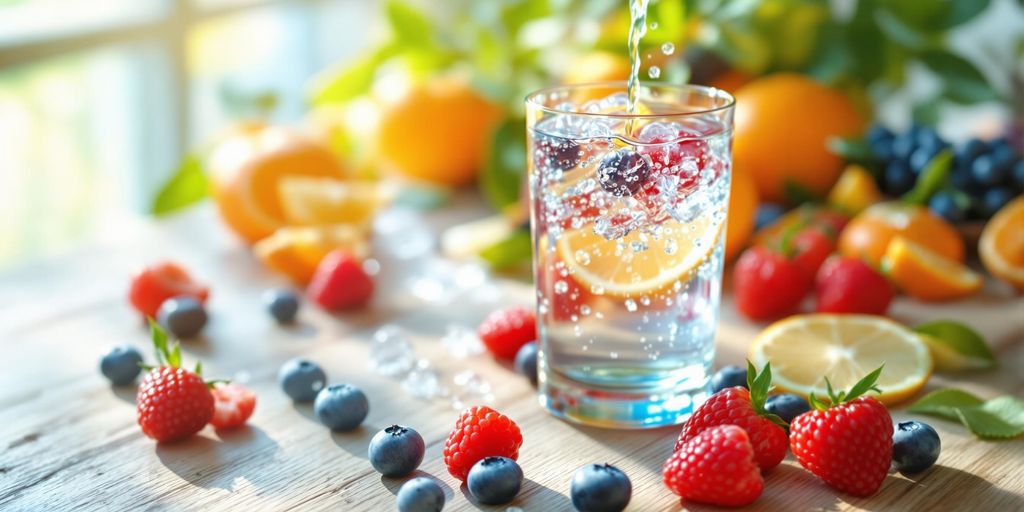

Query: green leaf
[194,361,203,377]
[169,341,182,369]
[914,320,996,371]
[908,388,986,420]
[479,228,532,272]
[481,117,527,211]
[148,318,169,366]
[309,44,398,106]
[918,50,1001,104]
[386,0,433,46]
[152,155,208,216]
[910,389,1024,439]
[828,136,876,164]
[844,365,884,402]
[901,148,953,205]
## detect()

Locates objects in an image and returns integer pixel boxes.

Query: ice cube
[441,324,484,358]
[593,205,647,241]
[374,209,435,260]
[369,325,415,377]
[402,359,446,399]
[452,370,495,404]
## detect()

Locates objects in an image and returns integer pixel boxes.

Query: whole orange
[725,169,759,262]
[839,202,964,267]
[209,125,349,244]
[732,73,865,202]
[377,77,503,186]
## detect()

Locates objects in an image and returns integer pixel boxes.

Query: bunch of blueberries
[866,124,1024,222]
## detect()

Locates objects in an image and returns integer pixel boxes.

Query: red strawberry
[210,383,257,430]
[674,362,788,470]
[443,406,523,480]
[733,246,811,321]
[477,306,536,360]
[815,256,893,315]
[307,249,374,311]
[136,321,214,442]
[791,227,835,280]
[663,425,764,507]
[790,367,893,496]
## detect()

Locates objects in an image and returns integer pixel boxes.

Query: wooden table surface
[2,201,1023,512]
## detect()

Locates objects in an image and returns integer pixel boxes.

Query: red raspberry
[307,249,374,311]
[790,369,893,496]
[443,406,523,481]
[814,256,893,315]
[477,306,536,360]
[129,261,209,319]
[733,245,812,321]
[674,363,788,470]
[663,425,764,507]
[210,383,257,430]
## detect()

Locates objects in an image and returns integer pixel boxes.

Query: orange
[209,125,349,244]
[377,77,503,186]
[732,73,865,202]
[253,225,368,285]
[828,164,883,215]
[838,202,964,267]
[725,169,759,262]
[979,195,1024,291]
[883,236,983,301]
[277,176,394,227]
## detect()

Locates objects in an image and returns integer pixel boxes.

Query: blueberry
[755,203,786,230]
[570,463,632,512]
[866,124,894,160]
[914,126,945,152]
[314,383,369,431]
[396,477,445,512]
[710,365,747,394]
[537,135,582,171]
[264,288,300,324]
[764,394,811,425]
[597,149,651,197]
[1013,159,1024,189]
[890,130,917,162]
[981,188,1016,218]
[956,138,988,164]
[156,296,207,339]
[972,154,1009,186]
[466,456,523,505]
[892,421,941,474]
[278,358,327,402]
[883,160,916,196]
[908,146,938,175]
[99,345,143,385]
[368,425,424,477]
[514,342,538,386]
[928,191,965,223]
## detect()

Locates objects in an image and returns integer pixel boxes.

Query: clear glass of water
[525,83,735,428]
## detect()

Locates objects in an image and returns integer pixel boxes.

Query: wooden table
[2,201,1023,511]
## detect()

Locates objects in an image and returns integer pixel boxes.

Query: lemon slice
[557,214,722,298]
[278,176,395,226]
[749,314,932,405]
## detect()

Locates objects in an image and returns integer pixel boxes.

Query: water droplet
[661,42,675,55]
[664,238,678,255]
[580,305,592,316]
[574,249,591,265]
[624,299,638,312]
[554,280,569,294]
[648,66,661,79]
[640,295,651,306]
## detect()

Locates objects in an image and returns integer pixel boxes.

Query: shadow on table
[458,477,570,511]
[155,425,280,491]
[565,421,679,475]
[330,424,376,460]
[844,465,1022,512]
[110,383,138,405]
[377,469,454,498]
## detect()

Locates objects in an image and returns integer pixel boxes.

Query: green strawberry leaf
[914,320,996,371]
[747,361,787,428]
[908,389,1024,440]
[844,365,884,402]
[148,318,169,366]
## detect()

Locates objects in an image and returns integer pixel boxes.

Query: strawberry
[674,362,788,470]
[791,227,835,280]
[210,383,257,430]
[790,367,893,497]
[477,306,537,360]
[663,425,764,507]
[733,246,811,321]
[814,256,893,315]
[136,320,215,442]
[307,249,374,311]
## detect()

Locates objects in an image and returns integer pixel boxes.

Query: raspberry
[443,406,523,481]
[477,307,536,360]
[663,425,764,507]
[209,383,256,430]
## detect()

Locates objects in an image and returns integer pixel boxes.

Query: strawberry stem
[809,365,885,411]
[746,360,787,428]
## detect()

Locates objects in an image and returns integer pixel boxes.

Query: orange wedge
[979,195,1024,292]
[253,225,368,284]
[883,235,983,301]
[277,176,394,227]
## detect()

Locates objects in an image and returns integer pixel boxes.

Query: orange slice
[979,195,1024,292]
[253,225,368,284]
[883,235,983,301]
[277,176,394,227]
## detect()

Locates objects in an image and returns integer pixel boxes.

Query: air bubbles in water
[624,299,638,312]
[554,280,569,294]
[648,66,661,79]
[661,42,675,55]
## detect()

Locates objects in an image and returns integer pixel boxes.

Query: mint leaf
[901,148,953,205]
[908,389,1024,440]
[480,117,526,210]
[479,229,532,272]
[152,155,208,216]
[908,388,985,421]
[914,320,996,371]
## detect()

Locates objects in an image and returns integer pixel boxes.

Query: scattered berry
[928,190,966,223]
[676,363,788,470]
[514,342,539,386]
[100,345,143,385]
[1012,159,1024,189]
[477,306,537,360]
[443,406,523,480]
[892,421,941,475]
[307,249,374,311]
[866,124,893,160]
[314,383,369,431]
[889,129,917,162]
[709,365,747,394]
[789,368,893,496]
[536,135,581,171]
[815,256,893,315]
[733,246,811,321]
[597,149,652,197]
[883,160,915,196]
[210,383,256,430]
[136,322,214,442]
[971,154,1007,186]
[663,425,763,507]
[129,261,209,319]
[278,358,326,403]
[368,425,425,477]
[466,456,523,505]
[396,477,445,512]
[264,288,300,324]
[909,146,938,174]
[764,393,810,425]
[981,187,1016,218]
[157,296,208,339]
[570,463,632,512]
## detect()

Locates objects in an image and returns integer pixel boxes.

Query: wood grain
[2,203,1023,511]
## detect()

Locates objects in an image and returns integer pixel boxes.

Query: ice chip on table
[369,325,415,377]
[402,359,446,399]
[451,370,495,406]
[441,323,484,358]
[374,208,435,260]
[407,259,487,304]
